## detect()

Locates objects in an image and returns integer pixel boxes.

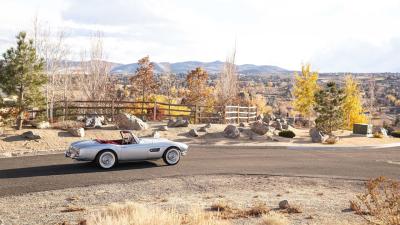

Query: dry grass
[210,200,270,219]
[84,202,231,225]
[259,212,289,225]
[351,176,400,225]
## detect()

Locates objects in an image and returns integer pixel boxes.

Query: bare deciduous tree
[32,15,71,122]
[77,32,113,101]
[216,46,239,105]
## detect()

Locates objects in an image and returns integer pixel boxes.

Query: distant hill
[110,60,289,75]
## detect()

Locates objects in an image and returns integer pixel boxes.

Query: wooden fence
[30,101,257,124]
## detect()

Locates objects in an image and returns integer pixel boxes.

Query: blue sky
[0,0,400,72]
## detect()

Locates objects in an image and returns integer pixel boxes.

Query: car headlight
[69,146,80,157]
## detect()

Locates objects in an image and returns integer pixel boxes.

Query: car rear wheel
[163,148,181,165]
[96,150,117,169]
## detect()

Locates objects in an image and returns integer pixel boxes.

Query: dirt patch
[0,175,365,225]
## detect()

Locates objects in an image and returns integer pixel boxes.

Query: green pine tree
[314,81,345,135]
[0,32,46,130]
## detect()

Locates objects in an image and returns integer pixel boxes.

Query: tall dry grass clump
[84,202,231,225]
[351,176,400,225]
[259,212,289,225]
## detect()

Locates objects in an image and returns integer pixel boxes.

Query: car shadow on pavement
[0,161,160,179]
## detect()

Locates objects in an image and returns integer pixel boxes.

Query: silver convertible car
[65,131,188,169]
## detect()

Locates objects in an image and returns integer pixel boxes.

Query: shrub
[278,130,296,138]
[391,131,400,138]
[351,176,400,225]
[259,212,289,225]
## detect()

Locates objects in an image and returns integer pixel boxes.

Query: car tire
[96,150,117,169]
[163,148,181,165]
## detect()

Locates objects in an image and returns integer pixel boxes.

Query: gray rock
[239,122,246,127]
[256,114,264,121]
[198,126,208,132]
[279,200,290,209]
[224,125,240,138]
[153,131,160,138]
[68,128,85,137]
[114,113,149,130]
[189,129,199,137]
[309,127,326,143]
[21,131,41,140]
[251,121,269,135]
[168,118,189,127]
[85,116,104,128]
[271,121,283,131]
[262,116,270,124]
[160,126,169,131]
[204,123,212,128]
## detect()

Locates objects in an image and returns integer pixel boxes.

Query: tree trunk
[16,89,24,130]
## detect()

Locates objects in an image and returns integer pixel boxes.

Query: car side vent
[149,148,160,152]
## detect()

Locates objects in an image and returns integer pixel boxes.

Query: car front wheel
[163,148,181,165]
[96,150,117,169]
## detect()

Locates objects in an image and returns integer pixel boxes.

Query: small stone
[21,131,41,140]
[68,128,85,137]
[160,126,168,131]
[279,200,290,209]
[189,129,199,137]
[204,123,212,128]
[224,125,240,139]
[239,122,246,127]
[34,121,50,129]
[198,126,208,132]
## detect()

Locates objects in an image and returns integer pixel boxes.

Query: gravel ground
[0,175,366,225]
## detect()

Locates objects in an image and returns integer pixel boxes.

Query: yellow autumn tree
[292,64,319,126]
[342,75,367,129]
[184,67,213,105]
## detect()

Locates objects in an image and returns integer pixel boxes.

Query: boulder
[279,200,290,209]
[324,135,339,144]
[262,116,270,124]
[68,128,85,137]
[271,121,283,131]
[153,131,160,138]
[32,121,50,129]
[21,131,41,140]
[189,129,199,137]
[309,127,326,143]
[256,114,264,121]
[160,126,169,131]
[85,116,104,128]
[204,123,212,128]
[198,126,208,132]
[224,125,240,139]
[251,121,270,135]
[168,118,189,127]
[114,113,149,130]
[239,122,246,127]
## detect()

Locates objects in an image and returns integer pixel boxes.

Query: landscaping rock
[224,125,240,138]
[168,118,189,127]
[309,127,326,143]
[198,126,208,132]
[279,200,290,209]
[239,122,246,127]
[324,135,339,144]
[114,113,149,130]
[21,131,41,140]
[68,128,85,137]
[32,121,50,129]
[271,121,283,131]
[85,116,104,128]
[262,116,270,124]
[204,123,212,128]
[251,121,269,135]
[153,131,160,138]
[256,114,264,121]
[189,129,199,137]
[159,126,168,131]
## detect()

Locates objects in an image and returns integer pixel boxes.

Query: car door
[119,142,149,161]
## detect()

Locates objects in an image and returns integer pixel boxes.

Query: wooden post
[247,105,250,123]
[63,98,68,121]
[223,106,226,124]
[153,101,157,121]
[237,105,240,124]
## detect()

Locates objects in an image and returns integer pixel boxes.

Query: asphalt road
[0,147,399,197]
